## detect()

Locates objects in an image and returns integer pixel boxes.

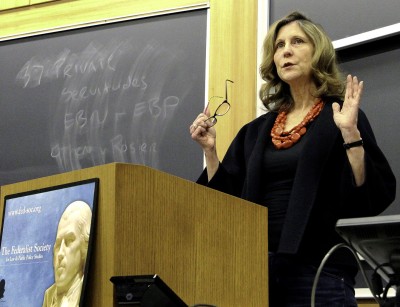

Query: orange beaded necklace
[271,99,325,149]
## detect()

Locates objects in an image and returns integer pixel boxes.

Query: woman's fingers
[345,74,363,103]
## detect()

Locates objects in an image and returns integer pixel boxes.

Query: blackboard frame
[0,4,209,42]
[333,22,400,51]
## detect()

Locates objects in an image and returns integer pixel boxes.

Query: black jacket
[197,103,396,262]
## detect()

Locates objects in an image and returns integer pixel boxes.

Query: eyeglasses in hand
[204,79,234,127]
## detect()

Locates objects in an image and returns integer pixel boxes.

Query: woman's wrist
[341,128,362,145]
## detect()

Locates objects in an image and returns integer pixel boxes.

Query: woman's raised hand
[332,74,364,140]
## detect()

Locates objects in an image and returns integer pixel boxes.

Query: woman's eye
[293,38,304,45]
[276,42,285,49]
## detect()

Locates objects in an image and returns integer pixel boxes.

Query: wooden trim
[30,0,59,4]
[0,1,209,41]
[357,300,379,307]
[208,0,258,156]
[0,0,29,11]
[256,0,269,117]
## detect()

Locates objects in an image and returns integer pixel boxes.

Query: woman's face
[273,22,314,87]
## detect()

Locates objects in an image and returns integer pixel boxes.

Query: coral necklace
[271,99,325,149]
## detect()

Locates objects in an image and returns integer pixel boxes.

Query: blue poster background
[0,181,96,306]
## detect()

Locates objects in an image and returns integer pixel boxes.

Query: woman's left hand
[333,74,366,186]
[332,74,364,139]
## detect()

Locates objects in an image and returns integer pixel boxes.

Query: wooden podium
[0,163,268,306]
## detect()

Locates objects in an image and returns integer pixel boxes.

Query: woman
[190,11,396,306]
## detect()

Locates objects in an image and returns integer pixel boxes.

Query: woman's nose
[283,44,293,57]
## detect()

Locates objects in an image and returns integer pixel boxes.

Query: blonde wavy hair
[259,11,345,112]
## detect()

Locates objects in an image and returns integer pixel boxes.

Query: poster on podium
[0,178,98,307]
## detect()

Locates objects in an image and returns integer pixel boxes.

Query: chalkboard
[270,0,400,41]
[339,39,400,293]
[0,9,207,185]
[338,40,400,216]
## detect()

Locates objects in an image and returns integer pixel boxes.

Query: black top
[260,132,309,251]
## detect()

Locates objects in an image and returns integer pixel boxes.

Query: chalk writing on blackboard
[15,39,189,172]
